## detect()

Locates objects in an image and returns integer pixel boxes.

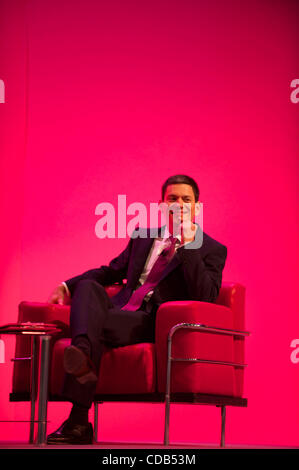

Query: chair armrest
[18,301,71,333]
[17,284,123,329]
[155,300,235,335]
[155,300,235,364]
[155,300,243,395]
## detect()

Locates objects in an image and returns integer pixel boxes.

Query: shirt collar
[160,224,198,245]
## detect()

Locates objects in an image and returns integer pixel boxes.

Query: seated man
[47,174,227,444]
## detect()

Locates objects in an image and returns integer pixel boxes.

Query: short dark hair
[162,174,200,202]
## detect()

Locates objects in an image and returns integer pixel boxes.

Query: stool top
[0,322,61,335]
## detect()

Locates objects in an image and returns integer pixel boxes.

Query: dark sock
[68,403,89,425]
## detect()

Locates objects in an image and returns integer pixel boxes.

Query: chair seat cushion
[50,339,156,396]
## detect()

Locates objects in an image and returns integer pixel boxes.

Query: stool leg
[29,336,37,444]
[94,402,98,443]
[220,405,226,447]
[36,335,51,445]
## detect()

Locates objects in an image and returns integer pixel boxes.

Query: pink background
[0,0,298,446]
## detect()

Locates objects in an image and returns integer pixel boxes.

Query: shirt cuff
[61,281,71,297]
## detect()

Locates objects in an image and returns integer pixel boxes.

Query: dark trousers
[62,279,155,408]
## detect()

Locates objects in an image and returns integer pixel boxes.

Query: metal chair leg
[164,331,173,446]
[220,405,226,447]
[164,394,171,446]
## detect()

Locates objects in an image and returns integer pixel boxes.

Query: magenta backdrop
[0,0,298,446]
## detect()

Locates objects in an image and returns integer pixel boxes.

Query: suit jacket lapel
[157,224,204,284]
[157,253,182,284]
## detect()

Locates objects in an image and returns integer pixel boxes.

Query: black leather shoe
[47,420,94,445]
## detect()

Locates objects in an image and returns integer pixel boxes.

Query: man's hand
[180,219,196,245]
[48,284,71,305]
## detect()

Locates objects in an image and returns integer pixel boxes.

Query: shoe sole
[64,346,98,384]
[47,437,94,445]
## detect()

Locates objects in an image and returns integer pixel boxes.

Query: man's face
[159,183,200,233]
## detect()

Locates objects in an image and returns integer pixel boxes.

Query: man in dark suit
[47,174,227,444]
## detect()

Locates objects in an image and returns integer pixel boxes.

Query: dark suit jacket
[65,225,227,316]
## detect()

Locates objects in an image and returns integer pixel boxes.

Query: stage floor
[0,442,298,449]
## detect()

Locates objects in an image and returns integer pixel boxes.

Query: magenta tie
[121,236,178,311]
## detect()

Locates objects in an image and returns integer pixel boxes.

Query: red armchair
[10,281,249,446]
